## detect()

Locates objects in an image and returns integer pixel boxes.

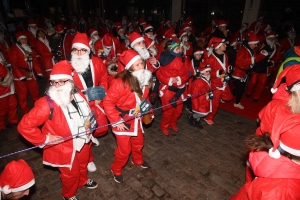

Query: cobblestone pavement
[0,80,257,200]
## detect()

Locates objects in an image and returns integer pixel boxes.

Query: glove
[266,61,273,67]
[228,65,235,73]
[36,75,43,80]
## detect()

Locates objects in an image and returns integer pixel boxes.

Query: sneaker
[87,162,97,172]
[131,160,149,168]
[84,179,98,189]
[63,196,78,200]
[111,170,123,183]
[204,118,214,125]
[234,103,244,109]
[187,114,198,127]
[161,128,169,136]
[91,137,100,146]
[169,98,177,108]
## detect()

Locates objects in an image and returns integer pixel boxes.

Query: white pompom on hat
[0,159,35,194]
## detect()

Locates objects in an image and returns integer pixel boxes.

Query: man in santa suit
[0,159,35,199]
[69,32,109,172]
[24,19,38,50]
[17,61,98,200]
[0,29,12,61]
[117,32,160,73]
[280,27,299,54]
[0,53,18,132]
[9,32,42,114]
[247,14,266,36]
[204,37,233,125]
[35,28,55,79]
[178,29,193,58]
[88,28,100,55]
[201,19,218,37]
[231,22,249,50]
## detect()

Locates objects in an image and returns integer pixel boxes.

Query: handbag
[137,93,152,125]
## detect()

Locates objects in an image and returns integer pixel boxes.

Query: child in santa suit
[0,159,35,199]
[103,49,153,183]
[187,62,213,129]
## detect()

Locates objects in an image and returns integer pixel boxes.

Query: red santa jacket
[0,63,14,98]
[63,32,74,59]
[9,44,42,81]
[0,38,12,61]
[94,37,122,59]
[280,37,299,55]
[103,78,150,136]
[190,77,212,115]
[35,38,55,72]
[230,151,300,200]
[232,46,258,79]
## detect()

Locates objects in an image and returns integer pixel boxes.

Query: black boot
[169,98,177,108]
[187,114,198,127]
[197,120,203,129]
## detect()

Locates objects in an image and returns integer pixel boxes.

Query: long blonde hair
[287,90,300,113]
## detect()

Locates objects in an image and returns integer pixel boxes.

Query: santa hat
[183,24,191,31]
[144,35,155,49]
[89,28,97,37]
[199,62,211,73]
[120,49,142,70]
[50,60,74,80]
[287,27,296,34]
[242,23,249,29]
[217,20,228,27]
[164,20,171,26]
[266,31,276,39]
[194,48,204,55]
[15,31,27,41]
[264,24,272,32]
[0,159,35,194]
[269,111,300,159]
[55,24,64,33]
[116,26,123,34]
[138,18,147,25]
[178,30,187,40]
[129,32,144,48]
[271,64,300,94]
[143,24,153,34]
[72,32,91,53]
[27,19,36,26]
[70,24,76,31]
[114,22,122,29]
[212,19,218,25]
[257,14,264,20]
[248,32,259,44]
[102,33,113,47]
[208,37,226,50]
[163,28,176,40]
[228,37,239,46]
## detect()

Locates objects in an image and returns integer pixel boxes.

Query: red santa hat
[102,33,113,47]
[144,35,155,49]
[248,32,259,44]
[178,30,187,40]
[194,48,204,55]
[138,18,147,25]
[164,20,171,26]
[50,60,74,80]
[199,62,211,73]
[217,20,228,27]
[266,31,276,39]
[287,27,295,34]
[271,64,300,94]
[15,31,27,41]
[269,110,300,158]
[0,159,35,194]
[143,24,153,33]
[183,23,191,31]
[257,14,264,20]
[71,32,91,53]
[264,24,272,32]
[129,32,144,48]
[208,37,226,50]
[55,24,64,33]
[120,49,142,70]
[27,19,36,26]
[163,28,176,40]
[114,22,122,29]
[89,28,98,37]
[228,37,239,46]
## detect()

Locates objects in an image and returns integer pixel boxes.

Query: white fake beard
[103,46,112,56]
[131,69,152,89]
[47,83,72,108]
[29,27,37,36]
[91,35,100,43]
[266,39,275,48]
[21,44,32,53]
[148,47,157,56]
[201,74,210,80]
[70,52,90,74]
[134,46,150,60]
[182,36,188,42]
[288,33,296,40]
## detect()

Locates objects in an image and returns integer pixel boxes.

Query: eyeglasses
[72,48,88,54]
[49,80,69,86]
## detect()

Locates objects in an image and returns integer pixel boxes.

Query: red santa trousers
[58,143,90,198]
[0,94,18,130]
[205,86,233,121]
[246,73,268,100]
[14,80,39,114]
[111,128,144,176]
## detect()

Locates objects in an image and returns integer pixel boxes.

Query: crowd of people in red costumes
[0,11,300,199]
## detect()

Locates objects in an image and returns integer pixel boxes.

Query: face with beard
[91,35,100,43]
[130,60,152,88]
[70,52,90,74]
[266,37,275,47]
[288,32,296,40]
[181,35,188,42]
[103,46,112,56]
[200,70,211,80]
[133,42,150,60]
[47,80,73,108]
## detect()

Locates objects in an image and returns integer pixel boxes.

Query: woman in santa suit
[231,32,263,109]
[103,49,152,183]
[35,28,55,79]
[9,31,43,114]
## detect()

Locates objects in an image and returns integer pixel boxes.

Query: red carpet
[219,85,273,121]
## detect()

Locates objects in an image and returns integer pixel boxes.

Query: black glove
[228,65,235,73]
[266,61,273,67]
[36,75,43,80]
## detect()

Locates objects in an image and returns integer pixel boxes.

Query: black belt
[19,66,32,72]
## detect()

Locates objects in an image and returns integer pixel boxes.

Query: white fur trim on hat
[194,51,204,55]
[11,179,35,193]
[280,141,300,156]
[130,37,144,48]
[17,36,27,41]
[248,40,259,44]
[271,87,278,93]
[268,147,281,159]
[290,83,300,92]
[72,43,91,53]
[90,30,97,36]
[125,55,142,70]
[50,74,73,80]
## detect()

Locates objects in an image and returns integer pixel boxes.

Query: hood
[159,52,176,66]
[272,83,290,102]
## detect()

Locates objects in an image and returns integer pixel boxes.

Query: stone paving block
[152,184,165,197]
